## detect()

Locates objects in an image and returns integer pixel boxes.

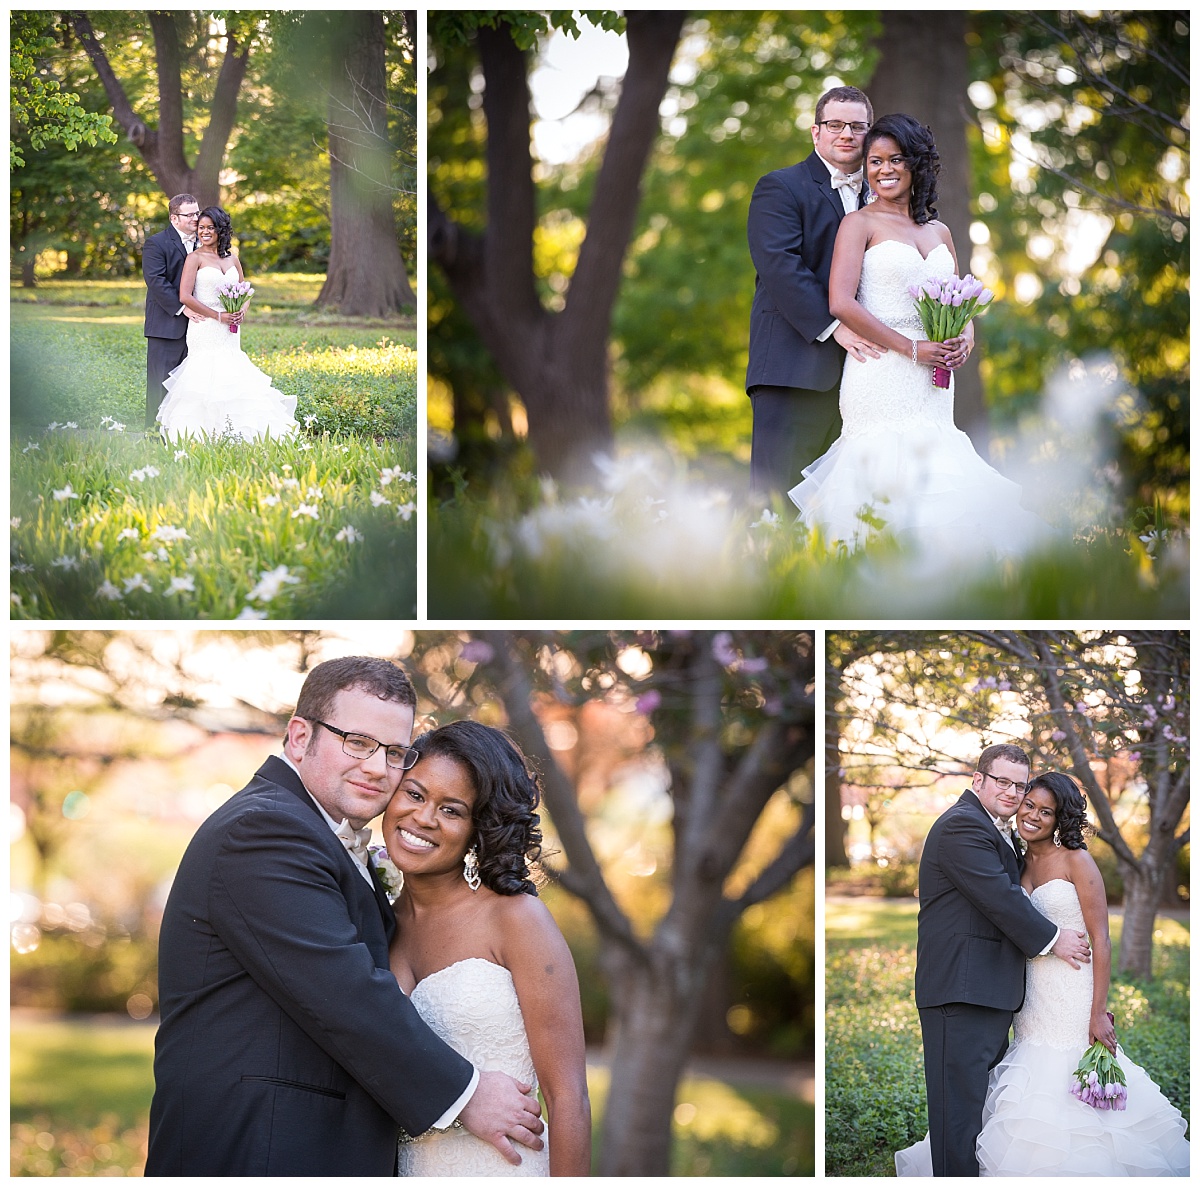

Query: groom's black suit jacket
[745,150,862,395]
[915,790,1058,1013]
[142,226,190,340]
[145,756,474,1176]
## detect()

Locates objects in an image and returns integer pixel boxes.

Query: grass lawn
[825,896,1190,1176]
[10,278,417,618]
[10,1015,811,1176]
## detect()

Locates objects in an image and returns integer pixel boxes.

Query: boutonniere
[1015,831,1027,855]
[368,844,404,902]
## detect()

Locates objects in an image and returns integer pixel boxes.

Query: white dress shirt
[814,149,864,343]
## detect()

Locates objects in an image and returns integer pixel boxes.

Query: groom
[914,743,1092,1176]
[745,85,885,500]
[145,655,543,1175]
[142,193,199,429]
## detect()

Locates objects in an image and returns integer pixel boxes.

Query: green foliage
[825,900,1190,1176]
[11,931,158,1013]
[10,12,118,168]
[968,12,1189,521]
[428,455,1187,617]
[430,10,625,52]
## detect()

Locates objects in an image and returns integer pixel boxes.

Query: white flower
[291,503,320,520]
[304,486,323,500]
[12,563,34,574]
[379,466,410,487]
[303,414,318,427]
[122,573,152,594]
[174,450,189,461]
[97,580,123,601]
[370,491,390,507]
[396,501,416,521]
[281,464,292,472]
[166,575,196,595]
[48,421,62,431]
[752,509,781,529]
[53,484,80,502]
[129,468,148,482]
[262,494,281,507]
[100,415,115,425]
[10,518,20,529]
[336,525,364,543]
[236,606,269,620]
[246,564,301,603]
[297,441,312,451]
[282,478,300,490]
[152,525,190,544]
[107,421,126,432]
[52,554,81,570]
[22,442,41,453]
[64,421,78,429]
[141,551,158,563]
[117,528,140,541]
[11,593,21,607]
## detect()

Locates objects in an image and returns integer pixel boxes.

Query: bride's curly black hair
[864,113,940,225]
[411,720,543,896]
[198,206,233,258]
[1026,771,1089,849]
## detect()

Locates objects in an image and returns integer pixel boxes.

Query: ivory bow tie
[831,170,863,192]
[335,818,372,861]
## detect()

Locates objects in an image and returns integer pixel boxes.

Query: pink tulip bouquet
[216,279,254,334]
[908,274,995,388]
[1069,1016,1128,1111]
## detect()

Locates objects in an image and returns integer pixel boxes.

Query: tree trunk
[22,260,37,288]
[317,11,414,315]
[430,13,685,483]
[1116,859,1167,978]
[867,12,987,442]
[597,953,710,1175]
[71,12,248,208]
[825,696,848,867]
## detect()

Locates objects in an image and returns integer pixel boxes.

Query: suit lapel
[803,152,847,221]
[960,788,1021,881]
[258,755,396,932]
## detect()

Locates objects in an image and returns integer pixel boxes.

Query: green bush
[11,932,159,1014]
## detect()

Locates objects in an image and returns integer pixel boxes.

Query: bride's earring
[463,845,481,892]
[1053,828,1062,848]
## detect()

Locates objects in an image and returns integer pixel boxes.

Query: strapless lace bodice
[1013,880,1092,1051]
[193,263,239,312]
[398,959,549,1176]
[856,239,951,336]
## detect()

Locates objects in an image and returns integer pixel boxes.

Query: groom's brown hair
[977,742,1030,773]
[814,85,874,125]
[168,193,198,215]
[294,656,416,735]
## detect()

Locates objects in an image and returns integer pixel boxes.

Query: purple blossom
[636,690,662,714]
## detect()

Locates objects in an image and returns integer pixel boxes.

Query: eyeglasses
[312,720,419,769]
[980,771,1029,793]
[817,120,870,135]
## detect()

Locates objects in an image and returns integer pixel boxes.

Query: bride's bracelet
[911,339,918,364]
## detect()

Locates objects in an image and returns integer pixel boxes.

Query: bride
[381,720,591,1176]
[787,114,1044,553]
[898,772,1190,1176]
[157,206,298,442]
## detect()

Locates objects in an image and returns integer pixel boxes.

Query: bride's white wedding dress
[398,958,550,1176]
[788,240,1043,552]
[896,879,1190,1176]
[157,264,297,442]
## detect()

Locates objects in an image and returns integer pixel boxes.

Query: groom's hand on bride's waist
[1051,929,1091,969]
[457,1069,545,1165]
[833,322,884,362]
